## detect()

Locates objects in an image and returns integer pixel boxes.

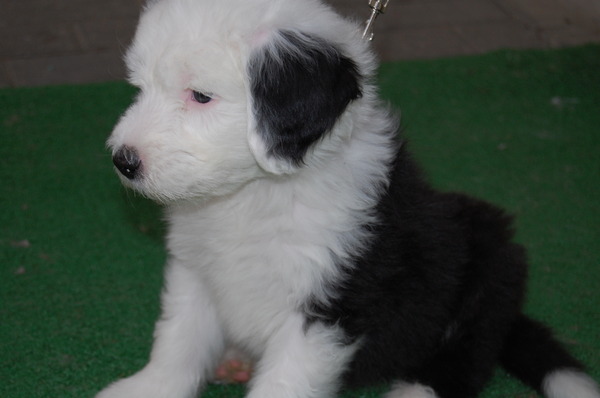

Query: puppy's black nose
[113,146,141,180]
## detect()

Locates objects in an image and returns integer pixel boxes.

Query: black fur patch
[302,144,585,398]
[249,30,362,165]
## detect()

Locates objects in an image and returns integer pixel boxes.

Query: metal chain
[362,0,390,41]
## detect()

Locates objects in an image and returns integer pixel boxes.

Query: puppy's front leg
[96,261,224,398]
[247,315,357,398]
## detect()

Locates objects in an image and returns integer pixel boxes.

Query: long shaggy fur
[97,1,599,398]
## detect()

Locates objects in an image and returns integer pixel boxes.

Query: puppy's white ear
[247,30,362,175]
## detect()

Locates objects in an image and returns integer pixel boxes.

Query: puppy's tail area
[499,314,600,398]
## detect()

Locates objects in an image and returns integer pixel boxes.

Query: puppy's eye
[192,90,212,104]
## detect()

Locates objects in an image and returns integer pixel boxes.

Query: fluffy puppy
[98,0,600,397]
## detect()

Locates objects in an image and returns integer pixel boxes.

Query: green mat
[1,45,599,398]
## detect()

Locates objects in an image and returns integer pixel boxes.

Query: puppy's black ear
[247,30,362,174]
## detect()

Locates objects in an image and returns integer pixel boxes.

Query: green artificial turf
[1,45,599,398]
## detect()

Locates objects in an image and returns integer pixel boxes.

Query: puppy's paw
[212,347,253,384]
[96,369,197,398]
[96,377,154,398]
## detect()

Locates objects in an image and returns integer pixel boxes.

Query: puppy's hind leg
[96,261,225,398]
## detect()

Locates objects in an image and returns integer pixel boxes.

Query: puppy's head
[109,0,370,202]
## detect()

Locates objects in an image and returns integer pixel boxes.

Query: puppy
[98,0,600,397]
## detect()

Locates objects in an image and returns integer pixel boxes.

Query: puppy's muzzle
[113,146,141,180]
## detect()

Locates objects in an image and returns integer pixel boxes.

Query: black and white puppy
[98,0,600,397]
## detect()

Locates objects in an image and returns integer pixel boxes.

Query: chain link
[362,0,390,41]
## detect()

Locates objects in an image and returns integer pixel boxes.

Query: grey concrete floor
[1,0,599,87]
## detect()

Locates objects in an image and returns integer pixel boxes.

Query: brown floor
[1,0,599,87]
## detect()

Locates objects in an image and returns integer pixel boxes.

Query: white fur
[246,316,358,398]
[543,369,600,398]
[97,263,224,398]
[99,0,395,397]
[385,382,439,398]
